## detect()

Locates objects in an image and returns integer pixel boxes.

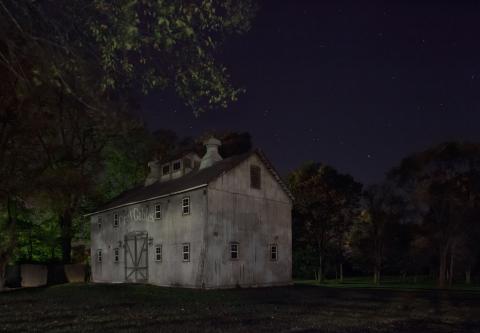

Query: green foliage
[389,141,480,286]
[288,162,362,280]
[0,0,257,113]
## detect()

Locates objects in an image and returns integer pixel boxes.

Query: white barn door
[124,231,149,283]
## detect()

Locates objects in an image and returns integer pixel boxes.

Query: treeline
[289,142,480,288]
[0,0,257,289]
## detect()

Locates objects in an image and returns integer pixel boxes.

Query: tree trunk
[438,246,448,288]
[28,228,33,261]
[318,254,324,283]
[448,251,455,287]
[339,263,344,283]
[373,267,380,285]
[466,266,471,284]
[0,258,7,292]
[0,197,18,290]
[60,210,73,264]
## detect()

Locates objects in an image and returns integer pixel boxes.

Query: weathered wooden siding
[205,154,293,288]
[90,187,207,287]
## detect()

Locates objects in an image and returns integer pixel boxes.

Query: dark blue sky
[142,0,480,184]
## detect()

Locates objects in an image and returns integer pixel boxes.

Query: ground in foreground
[0,283,479,332]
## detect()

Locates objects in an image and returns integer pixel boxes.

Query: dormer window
[173,160,181,171]
[162,164,170,175]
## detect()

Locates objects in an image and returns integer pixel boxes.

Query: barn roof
[87,149,293,216]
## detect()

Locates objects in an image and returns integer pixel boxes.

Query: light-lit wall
[204,154,293,288]
[90,187,207,287]
[90,153,293,288]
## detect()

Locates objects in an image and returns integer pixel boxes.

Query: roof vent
[199,137,222,169]
[144,160,160,186]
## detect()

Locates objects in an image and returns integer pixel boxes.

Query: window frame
[97,249,102,263]
[154,204,162,220]
[250,165,262,189]
[269,244,278,261]
[113,213,119,228]
[172,159,182,172]
[155,244,162,262]
[113,248,119,263]
[182,196,190,215]
[182,243,190,262]
[162,163,170,176]
[230,242,239,260]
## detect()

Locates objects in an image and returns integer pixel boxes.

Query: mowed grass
[298,276,480,291]
[1,283,480,332]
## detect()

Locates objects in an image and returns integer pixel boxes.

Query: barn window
[155,245,162,262]
[250,165,261,189]
[182,243,190,262]
[114,248,119,263]
[182,196,190,215]
[155,204,162,220]
[97,249,102,263]
[162,164,170,175]
[173,160,181,171]
[270,244,278,261]
[98,217,102,230]
[113,213,119,228]
[230,242,239,260]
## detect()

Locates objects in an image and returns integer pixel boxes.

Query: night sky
[142,0,480,184]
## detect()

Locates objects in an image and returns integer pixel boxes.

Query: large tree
[0,0,257,264]
[288,162,362,282]
[351,183,405,284]
[0,68,41,289]
[389,142,480,288]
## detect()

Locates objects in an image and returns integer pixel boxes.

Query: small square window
[182,197,190,215]
[173,160,181,171]
[155,204,162,220]
[162,164,170,175]
[250,165,261,189]
[97,249,102,263]
[270,244,278,261]
[113,213,119,228]
[155,245,162,262]
[230,242,239,260]
[114,248,119,263]
[182,243,190,262]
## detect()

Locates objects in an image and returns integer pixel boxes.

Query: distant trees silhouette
[289,142,480,287]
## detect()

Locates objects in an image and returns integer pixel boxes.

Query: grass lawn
[1,283,480,332]
[298,276,480,291]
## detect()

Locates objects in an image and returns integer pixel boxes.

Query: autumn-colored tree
[288,162,362,282]
[350,183,405,284]
[389,142,480,288]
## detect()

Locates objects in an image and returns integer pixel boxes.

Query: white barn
[88,138,293,288]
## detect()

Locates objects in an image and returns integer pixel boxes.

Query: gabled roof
[87,150,293,216]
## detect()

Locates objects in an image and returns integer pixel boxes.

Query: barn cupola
[144,160,161,186]
[199,137,223,169]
